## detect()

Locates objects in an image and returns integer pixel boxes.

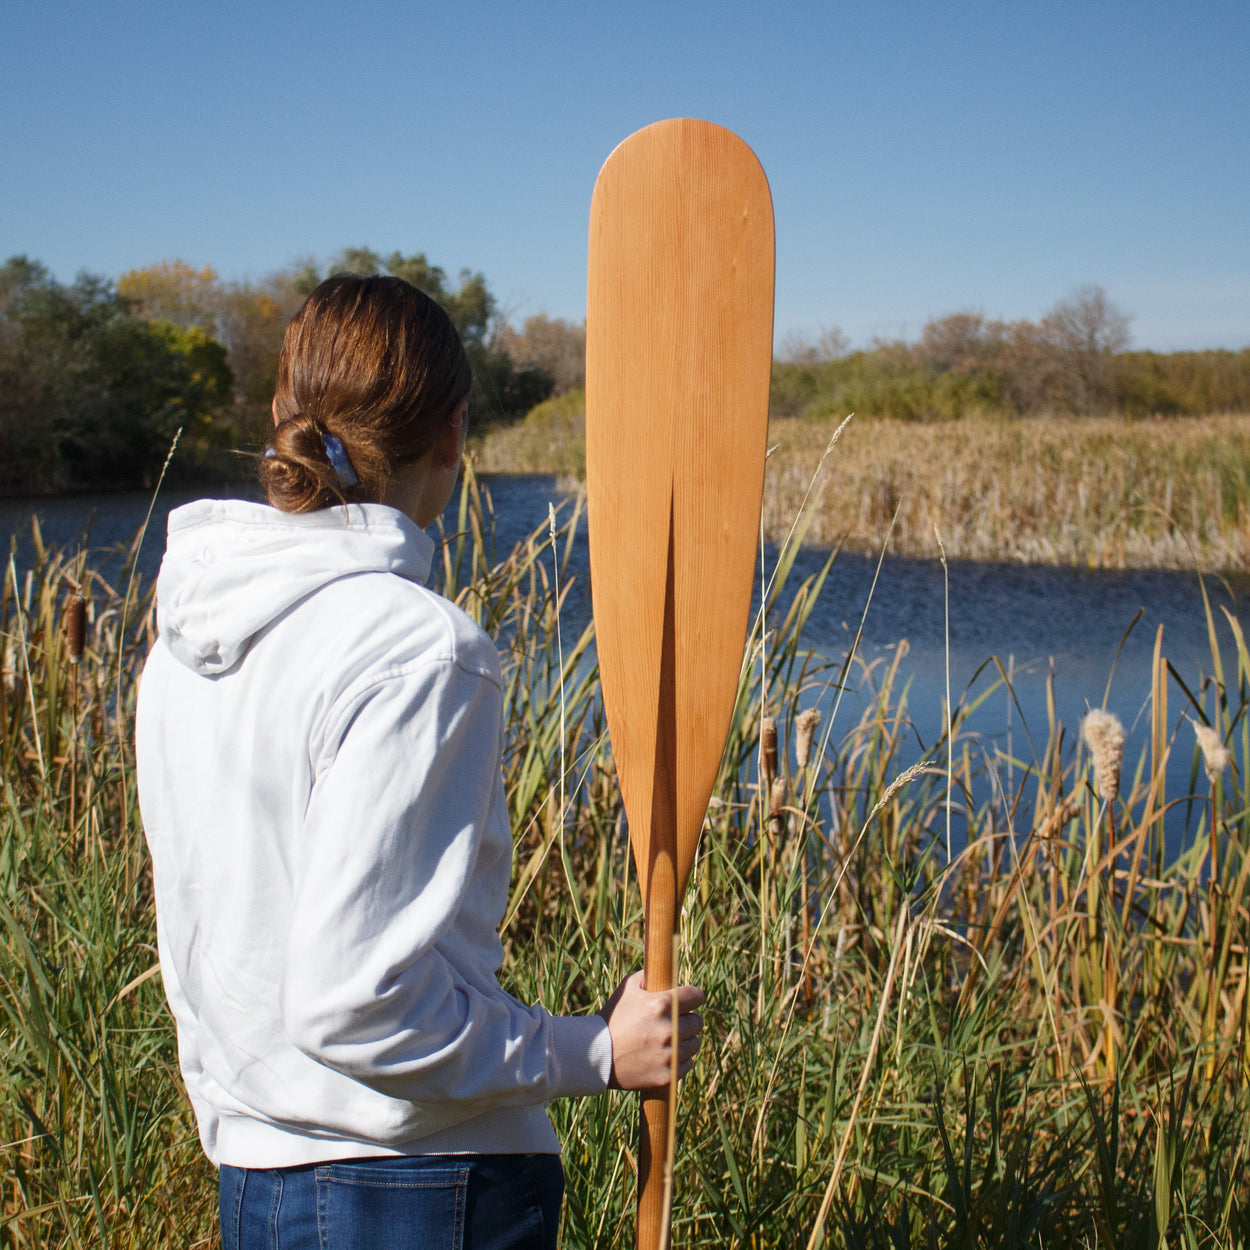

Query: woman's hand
[597,971,704,1091]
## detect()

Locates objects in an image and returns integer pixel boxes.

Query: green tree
[318,248,543,420]
[324,248,497,349]
[0,256,230,491]
[0,257,62,487]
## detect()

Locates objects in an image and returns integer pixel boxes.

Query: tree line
[2,256,1246,497]
[0,250,585,495]
[772,286,1250,422]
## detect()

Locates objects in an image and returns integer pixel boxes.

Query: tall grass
[762,413,1250,571]
[0,522,216,1247]
[473,407,1250,571]
[2,464,1249,1246]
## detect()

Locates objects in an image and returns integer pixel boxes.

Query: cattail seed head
[760,717,778,793]
[1193,721,1231,787]
[769,775,787,820]
[65,595,87,665]
[1081,709,1125,803]
[795,708,821,771]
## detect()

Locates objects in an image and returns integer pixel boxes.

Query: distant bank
[472,406,1250,572]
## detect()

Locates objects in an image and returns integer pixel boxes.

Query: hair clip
[321,432,358,487]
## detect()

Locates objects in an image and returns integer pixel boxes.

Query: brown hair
[258,274,472,512]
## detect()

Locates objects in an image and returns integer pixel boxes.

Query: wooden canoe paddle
[585,118,775,1249]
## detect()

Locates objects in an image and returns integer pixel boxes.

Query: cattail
[768,775,788,848]
[795,708,821,771]
[64,595,87,665]
[760,717,778,793]
[1081,709,1125,804]
[1193,721,1231,787]
[769,775,787,820]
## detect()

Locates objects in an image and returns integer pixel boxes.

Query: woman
[136,274,704,1249]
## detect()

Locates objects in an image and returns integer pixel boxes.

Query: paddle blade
[586,118,774,902]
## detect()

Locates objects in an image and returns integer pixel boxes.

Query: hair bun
[258,413,359,513]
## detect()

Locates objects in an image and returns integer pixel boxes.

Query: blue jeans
[218,1153,564,1249]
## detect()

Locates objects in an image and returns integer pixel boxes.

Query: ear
[271,398,281,428]
[434,419,460,470]
[441,400,469,467]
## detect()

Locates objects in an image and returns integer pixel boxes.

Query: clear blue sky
[3,1,1247,352]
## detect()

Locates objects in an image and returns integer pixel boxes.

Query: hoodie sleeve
[279,649,610,1119]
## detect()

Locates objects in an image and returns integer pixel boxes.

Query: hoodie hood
[156,500,435,676]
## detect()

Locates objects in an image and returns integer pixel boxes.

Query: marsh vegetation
[475,405,1250,572]
[2,460,1248,1246]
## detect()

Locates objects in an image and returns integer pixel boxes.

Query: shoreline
[470,410,1250,574]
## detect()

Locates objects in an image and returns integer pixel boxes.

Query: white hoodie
[136,499,612,1168]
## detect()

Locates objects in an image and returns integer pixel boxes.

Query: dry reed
[475,407,1250,570]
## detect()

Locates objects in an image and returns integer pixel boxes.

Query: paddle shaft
[638,910,677,1249]
[637,527,679,1250]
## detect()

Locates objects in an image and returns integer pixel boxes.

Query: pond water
[5,474,1247,853]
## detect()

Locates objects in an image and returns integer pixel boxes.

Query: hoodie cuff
[550,1013,613,1096]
